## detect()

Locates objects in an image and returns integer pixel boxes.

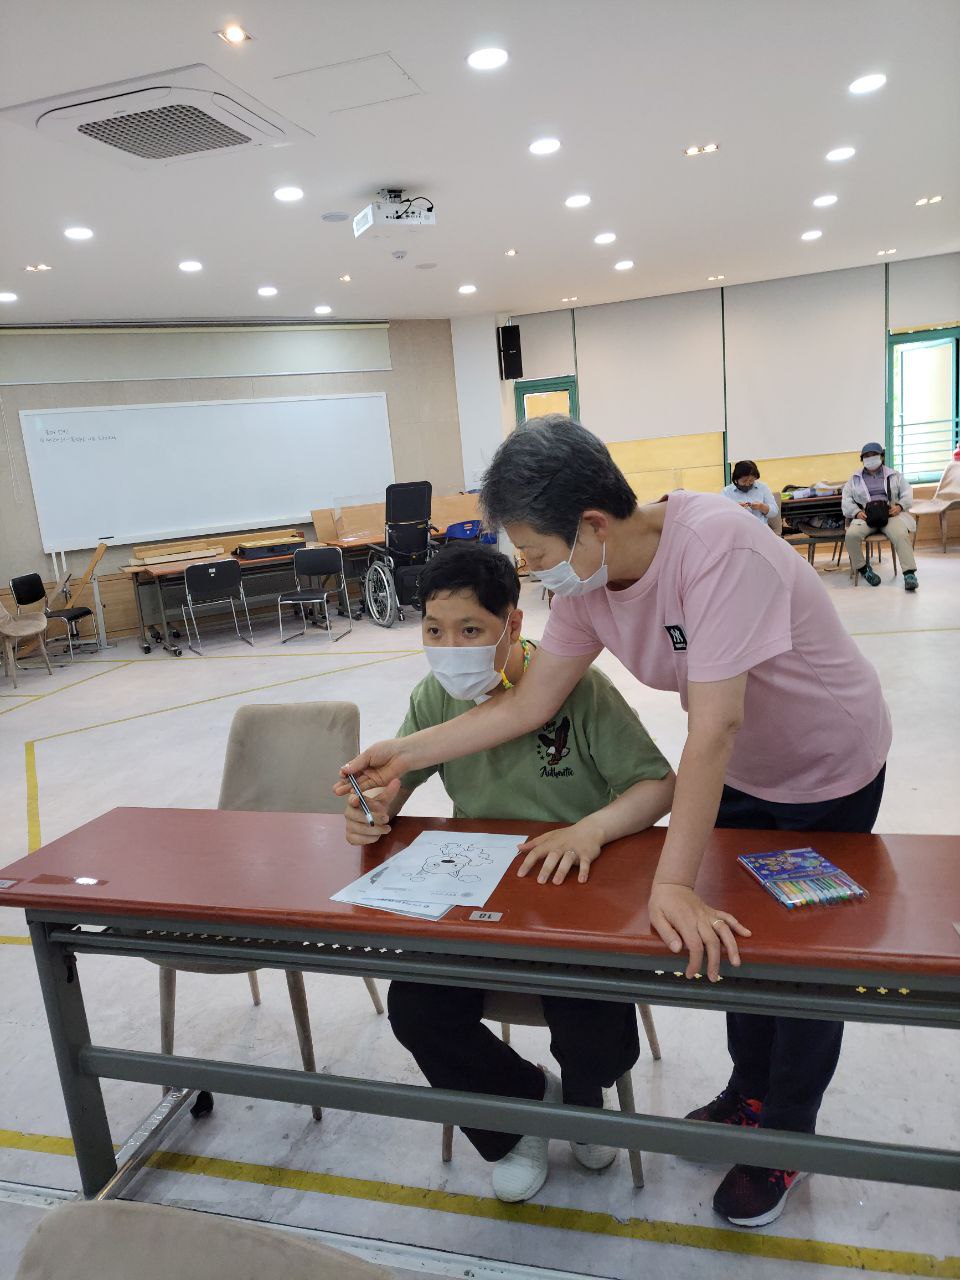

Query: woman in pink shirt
[342,417,891,1229]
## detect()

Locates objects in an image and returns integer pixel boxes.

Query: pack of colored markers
[738,848,868,909]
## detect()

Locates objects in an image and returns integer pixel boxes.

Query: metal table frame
[26,909,960,1201]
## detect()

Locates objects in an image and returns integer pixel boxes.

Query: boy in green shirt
[340,544,674,1202]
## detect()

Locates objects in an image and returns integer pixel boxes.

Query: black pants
[715,764,886,1135]
[388,982,640,1161]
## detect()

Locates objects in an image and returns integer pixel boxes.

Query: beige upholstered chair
[440,991,662,1189]
[15,1200,394,1280]
[911,461,960,552]
[157,703,383,1121]
[0,599,52,689]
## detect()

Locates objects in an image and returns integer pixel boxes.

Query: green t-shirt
[397,653,671,823]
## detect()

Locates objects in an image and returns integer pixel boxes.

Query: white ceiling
[1,0,958,326]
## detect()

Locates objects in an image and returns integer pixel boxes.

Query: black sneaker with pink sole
[685,1088,762,1128]
[713,1164,809,1227]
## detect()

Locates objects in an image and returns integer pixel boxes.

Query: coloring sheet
[332,830,528,914]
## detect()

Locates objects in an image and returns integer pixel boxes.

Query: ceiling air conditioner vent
[0,64,312,168]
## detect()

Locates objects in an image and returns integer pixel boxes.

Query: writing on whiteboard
[40,427,118,444]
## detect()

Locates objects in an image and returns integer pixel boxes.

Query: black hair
[418,543,520,618]
[731,460,761,483]
[480,415,638,544]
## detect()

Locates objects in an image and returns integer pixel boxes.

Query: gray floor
[0,548,958,1280]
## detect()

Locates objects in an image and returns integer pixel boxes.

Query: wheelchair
[363,481,438,627]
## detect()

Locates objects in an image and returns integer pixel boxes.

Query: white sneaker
[491,1068,561,1203]
[571,1090,617,1171]
[572,1140,617,1171]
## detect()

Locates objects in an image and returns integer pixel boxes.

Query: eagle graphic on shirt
[537,716,571,766]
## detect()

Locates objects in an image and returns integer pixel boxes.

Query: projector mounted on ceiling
[353,188,436,240]
[0,64,312,168]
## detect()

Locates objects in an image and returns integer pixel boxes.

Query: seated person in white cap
[842,442,918,591]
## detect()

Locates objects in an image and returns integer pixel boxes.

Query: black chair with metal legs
[181,560,254,655]
[277,547,352,645]
[10,572,93,662]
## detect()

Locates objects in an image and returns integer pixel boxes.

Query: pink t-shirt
[540,490,891,804]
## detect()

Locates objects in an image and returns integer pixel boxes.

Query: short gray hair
[480,415,637,544]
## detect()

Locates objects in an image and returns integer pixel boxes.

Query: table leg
[28,921,117,1197]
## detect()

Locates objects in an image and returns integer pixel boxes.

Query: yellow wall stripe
[0,1128,954,1276]
[24,741,41,853]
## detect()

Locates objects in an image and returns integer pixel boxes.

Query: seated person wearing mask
[722,461,780,533]
[337,544,675,1204]
[842,442,918,591]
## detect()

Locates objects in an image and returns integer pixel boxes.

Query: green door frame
[514,375,580,426]
[886,326,960,483]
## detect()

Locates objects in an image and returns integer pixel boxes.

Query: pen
[347,773,376,827]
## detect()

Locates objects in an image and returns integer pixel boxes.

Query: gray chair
[0,598,53,688]
[15,1199,394,1280]
[439,991,661,1189]
[911,461,960,552]
[156,702,383,1123]
[181,559,253,655]
[278,546,351,644]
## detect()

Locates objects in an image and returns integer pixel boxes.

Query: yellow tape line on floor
[0,663,134,719]
[0,1128,955,1276]
[25,741,41,853]
[0,936,31,946]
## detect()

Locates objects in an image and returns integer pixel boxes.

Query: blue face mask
[536,520,609,597]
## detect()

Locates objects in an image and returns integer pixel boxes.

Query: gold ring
[711,918,723,928]
[565,850,577,857]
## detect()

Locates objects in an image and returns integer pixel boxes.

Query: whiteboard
[19,393,395,551]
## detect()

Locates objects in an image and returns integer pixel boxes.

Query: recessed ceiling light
[320,211,350,223]
[614,260,634,271]
[415,262,437,270]
[529,137,561,155]
[458,284,477,294]
[684,143,720,156]
[24,263,52,272]
[0,292,18,303]
[274,186,304,203]
[929,194,943,203]
[801,229,823,241]
[257,286,278,297]
[594,232,616,245]
[504,248,518,257]
[64,226,93,240]
[339,274,351,283]
[813,194,838,207]
[561,296,579,303]
[707,275,726,282]
[467,48,508,71]
[876,248,898,256]
[565,193,591,209]
[179,260,203,272]
[849,72,886,95]
[314,305,332,315]
[217,24,251,44]
[826,146,856,162]
[915,197,929,206]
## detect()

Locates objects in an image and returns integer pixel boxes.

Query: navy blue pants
[715,765,886,1134]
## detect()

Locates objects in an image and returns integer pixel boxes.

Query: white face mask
[424,618,511,702]
[863,456,883,472]
[536,520,609,598]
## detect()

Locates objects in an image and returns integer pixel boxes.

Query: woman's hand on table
[648,881,751,982]
[516,820,604,885]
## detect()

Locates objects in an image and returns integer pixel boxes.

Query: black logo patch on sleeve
[664,624,687,651]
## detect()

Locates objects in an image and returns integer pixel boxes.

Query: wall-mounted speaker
[497,324,523,380]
